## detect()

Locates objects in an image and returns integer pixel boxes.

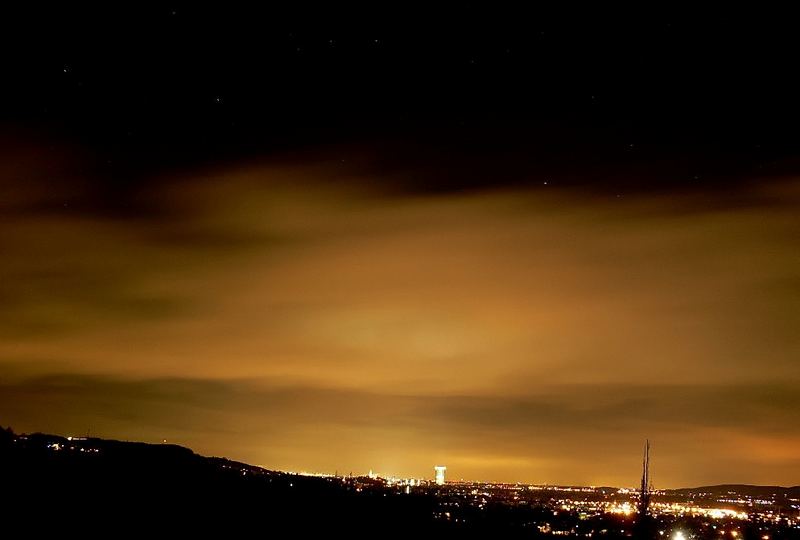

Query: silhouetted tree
[0,426,13,448]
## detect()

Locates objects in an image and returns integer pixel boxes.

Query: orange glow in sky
[2,144,799,487]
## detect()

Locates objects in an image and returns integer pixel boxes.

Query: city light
[7,431,800,537]
[434,466,447,486]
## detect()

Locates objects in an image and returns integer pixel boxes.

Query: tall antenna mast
[638,439,651,518]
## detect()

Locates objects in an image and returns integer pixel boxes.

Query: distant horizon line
[9,426,799,491]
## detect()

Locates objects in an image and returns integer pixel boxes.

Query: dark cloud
[1,145,799,486]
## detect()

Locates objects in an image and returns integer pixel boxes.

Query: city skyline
[6,428,794,538]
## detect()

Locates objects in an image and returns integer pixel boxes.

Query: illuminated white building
[434,465,447,485]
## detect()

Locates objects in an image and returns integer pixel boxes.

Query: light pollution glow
[1,144,799,487]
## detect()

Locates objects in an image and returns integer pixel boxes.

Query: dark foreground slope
[4,428,798,539]
[2,428,585,538]
[1,428,436,536]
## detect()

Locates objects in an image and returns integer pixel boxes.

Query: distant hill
[666,484,800,499]
[0,427,437,536]
[3,426,797,538]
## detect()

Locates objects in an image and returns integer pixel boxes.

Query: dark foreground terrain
[2,427,798,539]
[1,427,441,537]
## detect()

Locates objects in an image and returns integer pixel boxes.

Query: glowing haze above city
[1,8,799,489]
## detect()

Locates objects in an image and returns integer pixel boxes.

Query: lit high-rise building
[434,465,446,485]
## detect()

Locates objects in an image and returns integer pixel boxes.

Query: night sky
[2,7,800,487]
